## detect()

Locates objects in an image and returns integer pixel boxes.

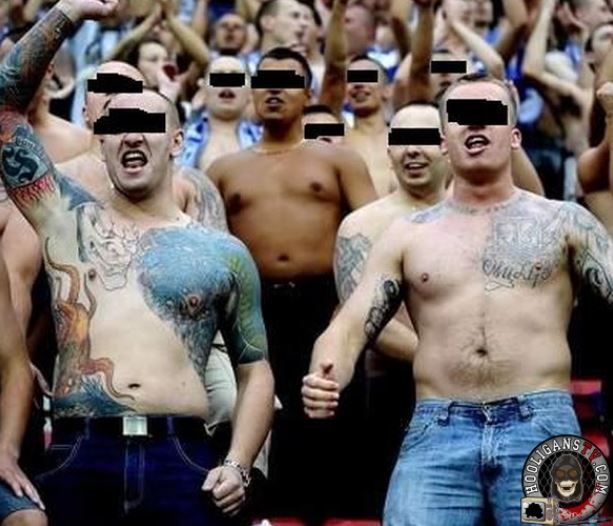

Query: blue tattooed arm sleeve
[220,239,269,368]
[0,8,76,228]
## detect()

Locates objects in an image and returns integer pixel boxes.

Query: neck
[354,109,386,133]
[401,183,447,207]
[260,36,278,54]
[451,170,518,210]
[88,134,103,159]
[260,119,304,148]
[109,174,182,225]
[209,113,240,132]
[28,100,51,126]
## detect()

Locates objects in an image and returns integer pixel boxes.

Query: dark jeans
[35,417,237,526]
[261,275,367,523]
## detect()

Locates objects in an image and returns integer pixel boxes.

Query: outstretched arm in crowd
[522,0,591,110]
[0,0,110,230]
[392,0,434,109]
[190,0,209,42]
[493,0,528,64]
[105,3,163,62]
[447,18,505,79]
[334,219,418,362]
[319,0,348,117]
[0,253,43,510]
[304,219,407,418]
[389,0,412,62]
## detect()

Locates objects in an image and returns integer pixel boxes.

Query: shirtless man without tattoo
[304,73,613,525]
[0,252,46,526]
[208,46,376,522]
[333,102,446,512]
[0,1,274,525]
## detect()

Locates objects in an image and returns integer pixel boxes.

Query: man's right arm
[305,220,407,418]
[0,3,79,230]
[334,219,417,362]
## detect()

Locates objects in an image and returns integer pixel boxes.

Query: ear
[170,127,184,159]
[260,13,275,33]
[510,128,522,150]
[440,132,448,156]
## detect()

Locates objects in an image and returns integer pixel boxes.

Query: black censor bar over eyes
[93,108,166,135]
[88,73,144,93]
[388,128,441,146]
[430,60,467,74]
[251,70,305,89]
[346,69,378,83]
[209,72,246,87]
[446,99,508,125]
[304,123,345,139]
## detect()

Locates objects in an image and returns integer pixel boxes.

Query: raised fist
[57,0,119,20]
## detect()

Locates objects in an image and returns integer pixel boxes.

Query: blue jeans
[35,417,234,526]
[383,390,582,526]
[0,482,39,522]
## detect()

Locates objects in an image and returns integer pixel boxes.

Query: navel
[278,254,290,262]
[475,348,488,357]
[310,182,323,193]
[420,273,430,283]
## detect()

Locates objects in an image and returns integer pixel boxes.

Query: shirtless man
[334,102,446,513]
[0,253,45,526]
[0,2,274,525]
[183,55,261,173]
[345,55,396,196]
[208,46,376,522]
[304,73,613,525]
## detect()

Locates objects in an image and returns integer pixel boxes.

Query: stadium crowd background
[2,0,613,523]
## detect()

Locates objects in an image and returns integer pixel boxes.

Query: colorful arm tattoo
[221,240,268,367]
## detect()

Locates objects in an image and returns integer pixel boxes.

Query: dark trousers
[35,417,236,526]
[262,275,367,524]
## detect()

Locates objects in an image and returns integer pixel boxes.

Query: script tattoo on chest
[335,233,372,301]
[481,203,567,291]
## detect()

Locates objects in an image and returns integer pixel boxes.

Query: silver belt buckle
[122,415,148,436]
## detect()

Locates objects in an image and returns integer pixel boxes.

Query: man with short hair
[213,13,248,55]
[208,46,376,522]
[345,55,396,196]
[0,2,274,525]
[304,73,613,525]
[183,55,261,172]
[334,102,445,514]
[302,104,343,144]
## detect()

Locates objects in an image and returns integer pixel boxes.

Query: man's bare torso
[34,114,91,164]
[198,129,241,174]
[213,142,347,278]
[399,190,576,401]
[45,190,243,418]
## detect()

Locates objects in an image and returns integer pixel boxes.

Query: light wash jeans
[383,390,582,526]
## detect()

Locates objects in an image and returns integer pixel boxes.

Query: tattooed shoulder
[406,201,450,224]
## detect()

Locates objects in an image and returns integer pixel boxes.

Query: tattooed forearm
[0,121,59,208]
[364,276,403,344]
[567,203,613,305]
[0,7,74,112]
[334,233,372,301]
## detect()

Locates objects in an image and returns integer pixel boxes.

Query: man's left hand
[202,466,246,516]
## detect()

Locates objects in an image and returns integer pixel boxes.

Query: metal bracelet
[223,459,251,487]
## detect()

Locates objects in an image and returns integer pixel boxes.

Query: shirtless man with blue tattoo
[0,1,274,524]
